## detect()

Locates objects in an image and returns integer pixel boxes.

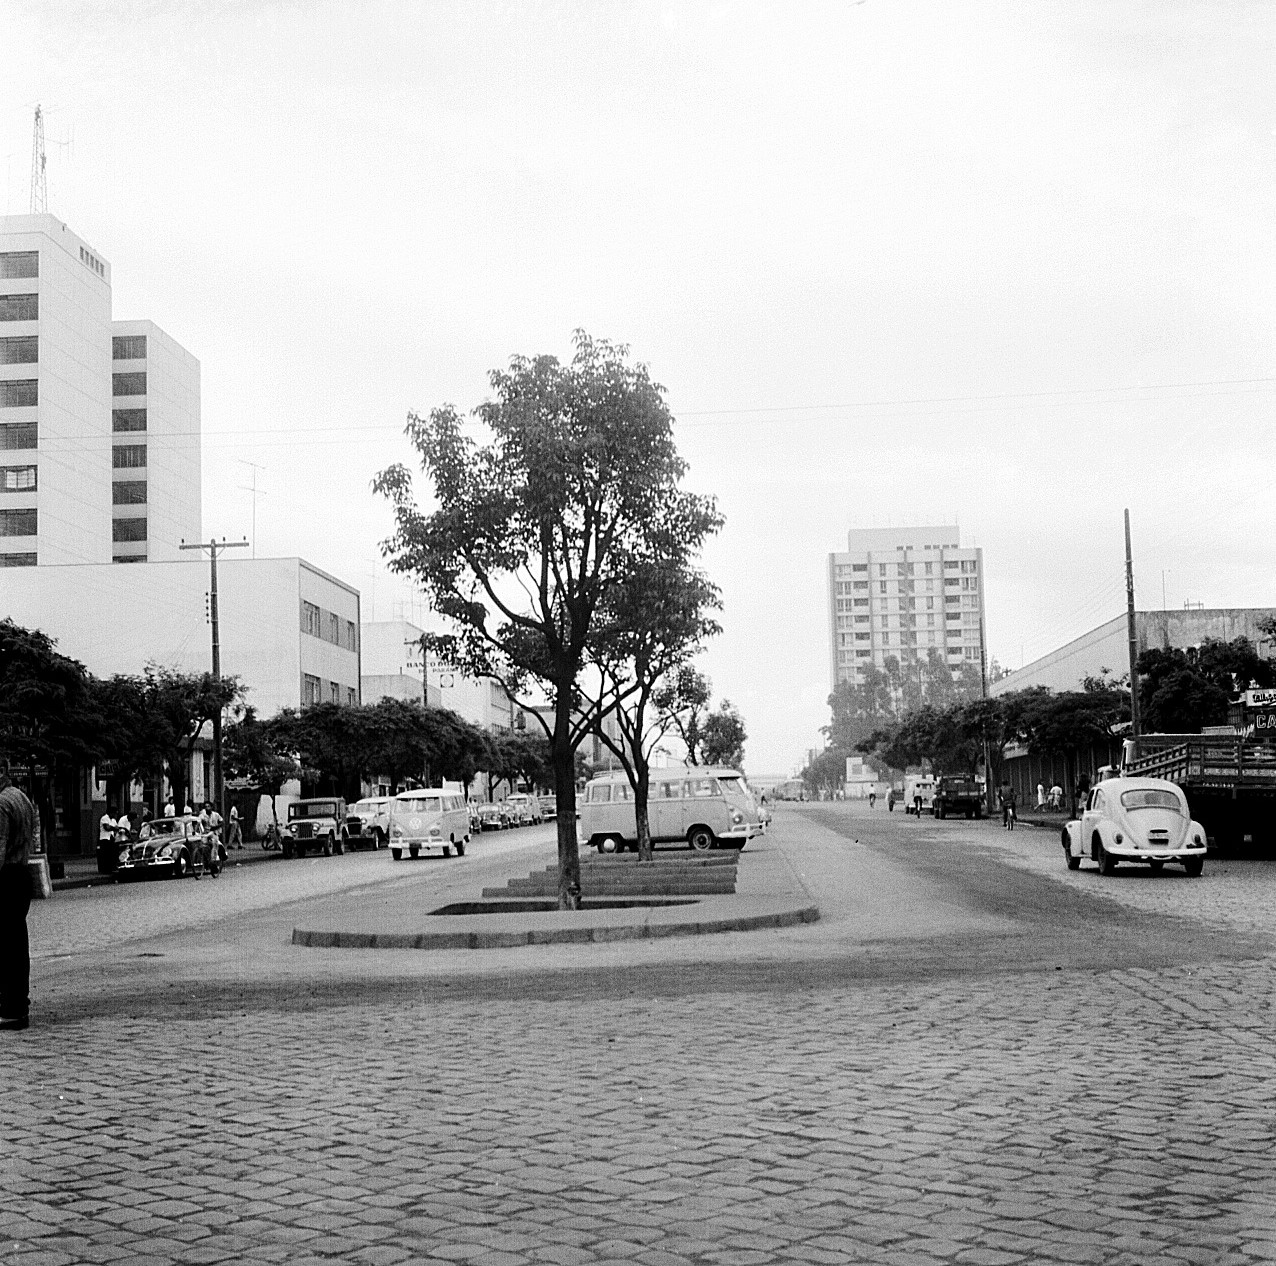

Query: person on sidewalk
[227,804,243,849]
[0,760,37,1032]
[98,809,116,852]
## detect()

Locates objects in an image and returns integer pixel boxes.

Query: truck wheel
[688,826,714,852]
[937,805,946,820]
[323,834,333,858]
[282,842,294,859]
[336,832,347,855]
[391,847,402,861]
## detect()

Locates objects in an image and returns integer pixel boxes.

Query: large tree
[700,698,747,770]
[375,333,715,907]
[653,665,712,765]
[1137,638,1274,733]
[143,666,242,811]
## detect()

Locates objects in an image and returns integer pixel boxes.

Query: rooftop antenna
[30,105,47,214]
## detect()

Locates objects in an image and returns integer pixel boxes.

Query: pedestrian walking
[1037,782,1046,809]
[869,790,877,809]
[1002,786,1017,829]
[228,804,243,849]
[98,808,116,851]
[887,790,895,812]
[0,761,37,1031]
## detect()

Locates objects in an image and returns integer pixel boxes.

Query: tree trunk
[635,761,653,861]
[552,688,581,910]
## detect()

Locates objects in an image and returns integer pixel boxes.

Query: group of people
[100,799,244,849]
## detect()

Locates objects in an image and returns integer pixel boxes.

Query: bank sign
[1243,689,1276,708]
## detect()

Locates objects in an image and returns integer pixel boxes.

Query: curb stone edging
[291,904,820,950]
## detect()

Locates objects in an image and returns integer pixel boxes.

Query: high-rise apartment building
[828,525,986,691]
[0,214,199,567]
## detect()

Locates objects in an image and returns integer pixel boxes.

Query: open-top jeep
[283,798,349,858]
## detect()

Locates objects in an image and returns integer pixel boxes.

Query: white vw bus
[578,767,765,853]
[388,790,471,860]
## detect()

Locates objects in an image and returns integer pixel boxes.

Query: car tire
[391,847,402,861]
[1148,860,1164,873]
[937,805,946,820]
[282,842,294,859]
[173,851,189,879]
[409,845,420,859]
[443,844,452,857]
[373,829,386,850]
[1183,857,1204,877]
[323,834,333,858]
[688,826,714,852]
[1099,841,1118,875]
[455,840,465,857]
[336,832,347,855]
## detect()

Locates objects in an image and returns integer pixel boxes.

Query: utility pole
[980,607,994,816]
[182,537,249,836]
[1124,509,1141,740]
[405,634,430,787]
[29,106,46,214]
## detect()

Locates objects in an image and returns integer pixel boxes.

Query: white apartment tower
[0,215,199,567]
[828,525,986,691]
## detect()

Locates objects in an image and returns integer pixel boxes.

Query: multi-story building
[0,214,200,566]
[827,525,986,691]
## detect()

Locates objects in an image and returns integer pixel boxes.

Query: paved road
[4,804,1275,1265]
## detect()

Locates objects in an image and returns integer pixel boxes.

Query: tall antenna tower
[30,105,47,214]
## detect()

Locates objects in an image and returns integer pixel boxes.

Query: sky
[4,1,1275,775]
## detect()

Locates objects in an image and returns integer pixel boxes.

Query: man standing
[227,804,243,849]
[0,761,37,1032]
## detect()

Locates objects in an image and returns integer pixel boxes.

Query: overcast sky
[5,1,1274,774]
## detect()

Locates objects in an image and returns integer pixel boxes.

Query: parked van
[903,775,935,816]
[388,790,471,860]
[578,767,765,853]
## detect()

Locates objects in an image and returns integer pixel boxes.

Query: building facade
[828,525,986,691]
[0,214,200,567]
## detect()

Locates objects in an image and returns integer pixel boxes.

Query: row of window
[585,777,723,804]
[112,518,146,542]
[113,480,146,505]
[0,380,36,408]
[0,551,36,566]
[0,337,37,365]
[113,444,146,468]
[301,601,358,651]
[113,372,146,397]
[0,465,36,492]
[0,295,37,322]
[113,409,147,432]
[302,674,359,707]
[0,252,38,280]
[0,508,36,536]
[79,246,105,278]
[0,423,36,451]
[112,335,147,360]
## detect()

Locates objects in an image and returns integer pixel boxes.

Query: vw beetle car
[115,815,211,879]
[477,803,510,831]
[1062,777,1206,876]
[504,792,542,825]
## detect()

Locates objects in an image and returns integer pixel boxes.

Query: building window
[878,564,886,576]
[0,423,37,451]
[0,465,36,492]
[853,599,868,608]
[852,563,867,572]
[347,687,357,706]
[0,337,37,365]
[0,253,38,280]
[852,581,868,591]
[0,295,38,322]
[112,372,147,397]
[0,509,36,537]
[303,673,321,705]
[856,649,871,658]
[113,444,147,468]
[302,601,321,637]
[112,335,147,360]
[112,554,145,564]
[112,518,147,542]
[329,611,340,644]
[329,680,340,704]
[0,551,36,566]
[346,620,357,652]
[78,246,105,277]
[879,582,887,594]
[112,409,147,432]
[112,480,146,505]
[0,380,37,408]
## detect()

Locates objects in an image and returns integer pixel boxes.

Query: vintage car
[346,797,391,849]
[1062,776,1206,876]
[115,815,212,879]
[504,792,542,826]
[540,794,557,822]
[477,803,511,831]
[283,798,349,858]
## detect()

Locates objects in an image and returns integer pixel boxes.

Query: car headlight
[159,844,177,858]
[731,810,743,824]
[391,825,403,837]
[1193,832,1203,846]
[117,849,130,862]
[1114,833,1123,845]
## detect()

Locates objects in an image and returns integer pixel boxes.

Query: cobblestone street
[4,806,1275,1265]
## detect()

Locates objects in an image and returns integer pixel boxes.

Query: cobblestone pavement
[4,807,1276,1265]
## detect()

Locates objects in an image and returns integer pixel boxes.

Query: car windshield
[1120,789,1182,813]
[141,820,179,839]
[289,802,336,819]
[396,797,442,814]
[716,775,750,800]
[352,801,382,814]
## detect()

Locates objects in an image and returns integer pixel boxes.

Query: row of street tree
[803,633,1276,795]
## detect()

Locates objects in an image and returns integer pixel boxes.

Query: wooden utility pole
[1124,509,1141,739]
[181,537,249,834]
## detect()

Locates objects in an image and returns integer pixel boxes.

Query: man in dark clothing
[0,761,37,1031]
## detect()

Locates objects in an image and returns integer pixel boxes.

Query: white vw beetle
[1062,776,1206,876]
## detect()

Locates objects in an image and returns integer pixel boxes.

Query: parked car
[505,792,542,826]
[283,798,349,858]
[115,815,211,879]
[932,776,984,819]
[540,794,557,821]
[346,796,391,849]
[388,789,471,859]
[477,803,511,831]
[1062,777,1206,876]
[468,801,483,834]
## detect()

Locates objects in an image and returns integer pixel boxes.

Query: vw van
[578,767,765,853]
[388,789,471,860]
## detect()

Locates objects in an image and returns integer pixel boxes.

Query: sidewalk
[291,833,819,949]
[50,840,281,890]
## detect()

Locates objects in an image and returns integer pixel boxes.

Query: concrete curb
[292,903,821,950]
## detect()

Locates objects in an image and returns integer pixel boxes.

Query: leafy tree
[375,332,715,907]
[653,665,712,765]
[1137,638,1274,732]
[143,666,242,811]
[800,746,846,795]
[590,551,722,859]
[824,662,896,756]
[701,699,747,769]
[224,705,304,834]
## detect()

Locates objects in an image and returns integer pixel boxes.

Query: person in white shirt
[98,811,116,847]
[115,812,132,843]
[227,804,243,849]
[163,797,176,818]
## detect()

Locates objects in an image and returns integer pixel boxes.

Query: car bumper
[116,858,178,874]
[1108,846,1206,861]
